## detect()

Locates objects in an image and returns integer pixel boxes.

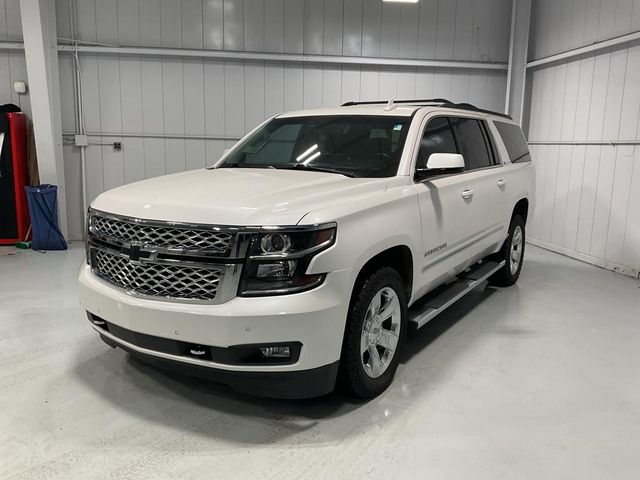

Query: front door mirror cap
[426,153,465,170]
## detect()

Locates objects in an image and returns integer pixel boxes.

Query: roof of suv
[277,98,514,122]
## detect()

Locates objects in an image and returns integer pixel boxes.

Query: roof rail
[341,98,451,106]
[340,98,512,120]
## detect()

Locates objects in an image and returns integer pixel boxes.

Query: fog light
[259,346,291,358]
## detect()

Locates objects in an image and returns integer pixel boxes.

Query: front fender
[301,183,421,298]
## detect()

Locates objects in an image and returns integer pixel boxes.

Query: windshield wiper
[274,163,357,178]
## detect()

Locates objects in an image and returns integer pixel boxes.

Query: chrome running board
[409,260,505,329]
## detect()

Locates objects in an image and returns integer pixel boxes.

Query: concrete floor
[1,243,639,479]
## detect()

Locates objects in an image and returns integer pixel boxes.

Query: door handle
[497,179,506,189]
[461,189,474,199]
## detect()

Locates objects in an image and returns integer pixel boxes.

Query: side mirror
[426,153,464,170]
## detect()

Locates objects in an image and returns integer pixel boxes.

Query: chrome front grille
[91,213,234,254]
[93,249,222,301]
[88,210,245,303]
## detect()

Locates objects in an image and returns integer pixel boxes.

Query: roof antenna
[384,99,397,111]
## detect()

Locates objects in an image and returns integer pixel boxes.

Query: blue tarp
[25,184,68,251]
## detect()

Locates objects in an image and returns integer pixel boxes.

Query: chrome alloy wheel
[360,287,401,379]
[510,225,524,275]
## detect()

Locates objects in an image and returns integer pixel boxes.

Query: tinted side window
[495,121,531,163]
[417,117,457,169]
[450,117,493,170]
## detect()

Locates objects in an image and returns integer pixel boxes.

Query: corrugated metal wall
[1,0,512,240]
[52,0,512,239]
[0,0,30,116]
[526,0,640,277]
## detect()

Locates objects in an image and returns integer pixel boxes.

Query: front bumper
[78,265,352,398]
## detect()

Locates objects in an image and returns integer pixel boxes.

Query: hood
[91,168,390,225]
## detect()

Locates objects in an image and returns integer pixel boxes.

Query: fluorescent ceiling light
[383,0,419,3]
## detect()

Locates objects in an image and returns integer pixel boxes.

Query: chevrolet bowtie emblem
[120,244,157,264]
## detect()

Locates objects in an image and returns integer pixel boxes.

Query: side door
[449,116,507,259]
[412,116,481,298]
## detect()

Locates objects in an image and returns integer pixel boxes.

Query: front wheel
[489,214,525,287]
[340,267,407,399]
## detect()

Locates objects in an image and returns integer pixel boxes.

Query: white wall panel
[526,0,640,276]
[224,0,245,51]
[182,0,204,49]
[322,66,341,107]
[34,0,513,239]
[139,0,162,46]
[361,0,382,57]
[265,0,284,53]
[244,61,265,130]
[223,60,245,135]
[203,0,224,50]
[323,0,343,56]
[95,0,118,45]
[244,0,264,52]
[56,0,513,62]
[343,0,363,57]
[530,0,640,60]
[283,0,303,54]
[264,61,284,117]
[203,60,225,136]
[117,0,140,45]
[0,1,28,116]
[183,59,205,135]
[161,0,182,47]
[0,52,31,117]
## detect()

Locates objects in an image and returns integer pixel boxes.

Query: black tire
[340,267,408,399]
[489,214,525,287]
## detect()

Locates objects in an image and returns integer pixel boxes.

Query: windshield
[216,115,411,178]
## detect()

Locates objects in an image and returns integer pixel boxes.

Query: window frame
[449,117,496,171]
[415,115,459,172]
[493,121,531,164]
[216,114,413,178]
[413,114,503,182]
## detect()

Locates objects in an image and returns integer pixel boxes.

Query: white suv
[79,99,534,399]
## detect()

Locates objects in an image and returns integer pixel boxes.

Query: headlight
[239,225,336,296]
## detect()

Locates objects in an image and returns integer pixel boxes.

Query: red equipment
[0,112,30,245]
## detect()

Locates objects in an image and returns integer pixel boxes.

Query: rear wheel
[489,214,525,287]
[340,267,407,399]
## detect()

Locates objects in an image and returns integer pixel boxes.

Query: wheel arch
[512,197,529,224]
[350,245,414,304]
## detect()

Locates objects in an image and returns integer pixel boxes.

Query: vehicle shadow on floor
[72,283,516,444]
[73,339,362,444]
[401,285,498,363]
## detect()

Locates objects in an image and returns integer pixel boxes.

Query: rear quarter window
[494,122,531,163]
